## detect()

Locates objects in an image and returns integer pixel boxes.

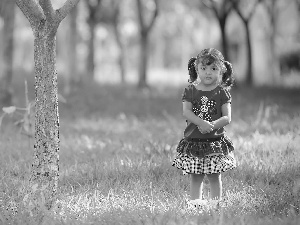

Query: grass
[0,80,300,224]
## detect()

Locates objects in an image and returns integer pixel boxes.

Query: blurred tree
[260,0,289,82]
[15,0,80,217]
[230,0,262,86]
[85,0,127,82]
[136,0,158,88]
[98,0,126,83]
[295,0,300,40]
[85,0,102,80]
[110,0,126,83]
[200,0,233,61]
[64,5,79,95]
[0,0,15,107]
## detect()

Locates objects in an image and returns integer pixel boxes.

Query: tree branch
[111,0,120,25]
[56,0,80,23]
[147,0,158,31]
[136,0,145,31]
[248,0,260,20]
[230,0,247,23]
[210,0,220,18]
[15,0,45,26]
[201,0,213,9]
[39,0,55,21]
[224,0,233,17]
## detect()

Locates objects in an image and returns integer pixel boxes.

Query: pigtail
[188,57,197,83]
[222,61,235,89]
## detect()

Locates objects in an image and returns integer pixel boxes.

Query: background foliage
[0,0,300,224]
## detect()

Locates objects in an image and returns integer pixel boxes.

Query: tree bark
[0,0,15,107]
[203,0,233,61]
[15,0,80,216]
[31,32,60,211]
[87,20,96,80]
[219,18,229,60]
[138,34,149,88]
[110,2,126,84]
[85,0,102,81]
[136,0,158,89]
[244,21,253,85]
[65,6,78,94]
[113,23,126,83]
[230,0,261,86]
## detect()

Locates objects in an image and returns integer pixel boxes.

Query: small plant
[0,81,34,137]
[0,80,67,138]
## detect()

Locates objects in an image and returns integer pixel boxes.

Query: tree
[295,0,300,40]
[96,0,127,83]
[15,0,80,216]
[0,0,15,107]
[64,5,79,95]
[110,0,126,83]
[136,0,159,88]
[85,0,126,82]
[201,0,233,61]
[85,0,102,80]
[230,0,262,86]
[260,0,290,82]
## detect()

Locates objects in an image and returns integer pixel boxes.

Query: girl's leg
[206,173,222,200]
[190,174,205,200]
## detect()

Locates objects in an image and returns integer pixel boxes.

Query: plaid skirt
[172,152,236,175]
[172,136,236,175]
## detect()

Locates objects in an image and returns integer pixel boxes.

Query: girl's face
[196,62,221,86]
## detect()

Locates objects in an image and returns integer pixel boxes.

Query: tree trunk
[0,0,15,106]
[219,17,229,61]
[138,34,149,88]
[65,6,78,94]
[269,13,280,84]
[87,20,96,80]
[29,33,60,211]
[15,0,80,218]
[112,23,126,83]
[244,21,253,86]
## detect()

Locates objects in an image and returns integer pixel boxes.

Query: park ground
[0,76,300,224]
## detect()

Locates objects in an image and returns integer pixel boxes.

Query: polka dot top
[182,85,231,139]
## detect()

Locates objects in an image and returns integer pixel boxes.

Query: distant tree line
[1,0,300,106]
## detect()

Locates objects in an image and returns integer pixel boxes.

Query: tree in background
[201,0,233,61]
[260,0,290,82]
[136,0,158,88]
[0,0,15,107]
[96,0,127,83]
[15,0,80,217]
[85,0,102,80]
[110,0,126,83]
[230,0,262,86]
[64,5,79,95]
[85,0,127,82]
[295,0,300,40]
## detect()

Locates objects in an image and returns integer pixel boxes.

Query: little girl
[172,48,236,206]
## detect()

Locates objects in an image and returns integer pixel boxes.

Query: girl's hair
[188,57,197,83]
[188,48,235,88]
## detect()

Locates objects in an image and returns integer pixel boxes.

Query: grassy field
[0,81,300,224]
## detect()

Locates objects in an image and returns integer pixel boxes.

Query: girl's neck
[194,82,219,91]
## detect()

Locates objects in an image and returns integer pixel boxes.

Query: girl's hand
[198,121,214,134]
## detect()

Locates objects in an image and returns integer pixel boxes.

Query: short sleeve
[181,86,192,102]
[220,88,232,105]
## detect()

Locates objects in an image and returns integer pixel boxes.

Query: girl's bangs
[200,55,219,66]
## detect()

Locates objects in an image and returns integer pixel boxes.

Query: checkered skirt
[172,152,236,175]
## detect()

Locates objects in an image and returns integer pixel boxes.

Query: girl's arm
[183,101,213,130]
[211,103,231,130]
